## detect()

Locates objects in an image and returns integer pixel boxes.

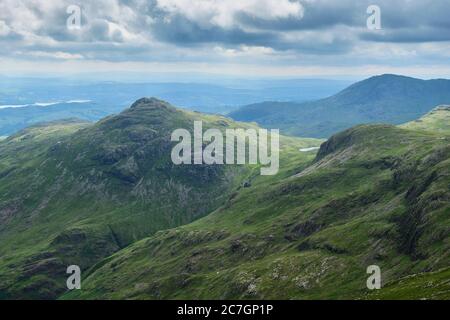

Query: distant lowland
[0,77,350,136]
[2,74,450,139]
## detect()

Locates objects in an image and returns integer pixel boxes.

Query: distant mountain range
[0,77,350,136]
[229,74,450,138]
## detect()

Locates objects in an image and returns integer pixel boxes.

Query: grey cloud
[361,28,450,43]
[236,1,361,31]
[358,0,450,42]
[151,15,278,46]
[1,0,450,65]
[145,0,450,54]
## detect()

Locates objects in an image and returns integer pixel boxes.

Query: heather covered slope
[229,75,450,138]
[65,109,450,300]
[0,98,316,299]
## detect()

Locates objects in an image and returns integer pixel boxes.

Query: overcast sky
[1,0,450,79]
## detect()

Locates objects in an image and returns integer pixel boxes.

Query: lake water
[299,147,320,152]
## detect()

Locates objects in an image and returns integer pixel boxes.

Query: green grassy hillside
[1,100,449,300]
[400,105,450,133]
[0,98,320,299]
[64,108,450,300]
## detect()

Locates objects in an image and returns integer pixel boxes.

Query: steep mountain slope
[65,108,450,300]
[0,98,319,299]
[229,74,450,138]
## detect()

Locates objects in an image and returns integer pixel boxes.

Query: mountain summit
[129,97,175,110]
[0,98,254,299]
